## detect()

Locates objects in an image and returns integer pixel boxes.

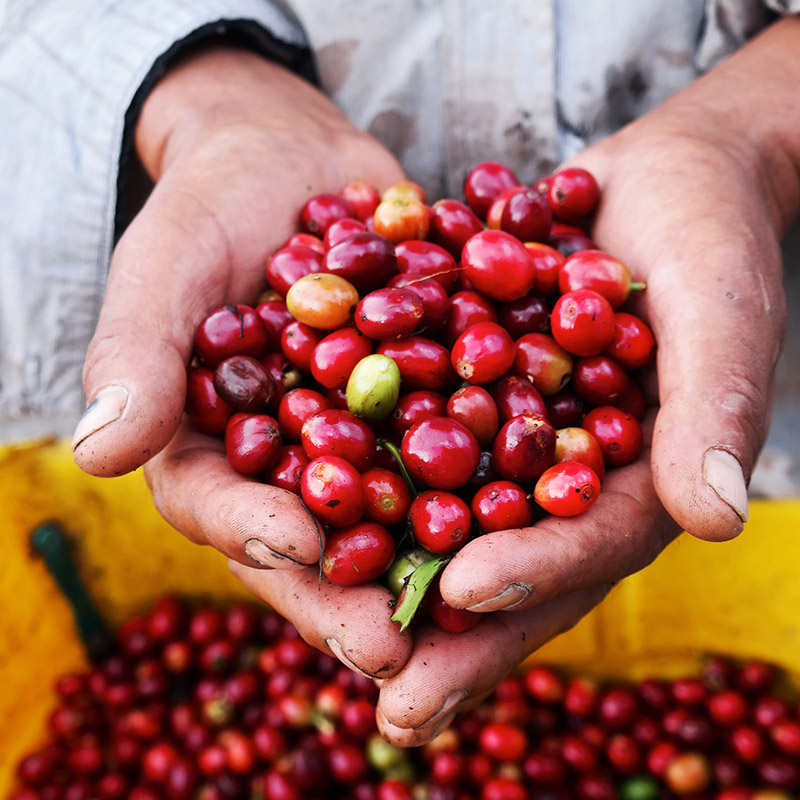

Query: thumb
[647,237,786,541]
[71,178,257,477]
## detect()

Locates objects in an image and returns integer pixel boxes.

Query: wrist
[658,16,800,236]
[134,46,350,181]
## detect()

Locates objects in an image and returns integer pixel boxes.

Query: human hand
[71,47,412,676]
[371,19,799,745]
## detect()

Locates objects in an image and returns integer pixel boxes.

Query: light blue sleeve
[0,0,308,441]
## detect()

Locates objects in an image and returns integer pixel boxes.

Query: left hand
[234,18,800,746]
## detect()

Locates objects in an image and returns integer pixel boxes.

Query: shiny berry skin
[428,198,484,258]
[361,467,413,526]
[281,321,324,372]
[554,427,606,481]
[194,305,269,367]
[500,188,553,243]
[598,686,639,729]
[283,231,326,255]
[373,197,430,244]
[559,249,640,309]
[486,184,526,229]
[409,490,472,554]
[479,722,529,762]
[547,168,600,221]
[451,322,515,385]
[310,328,373,390]
[492,414,556,482]
[470,480,532,533]
[401,416,481,490]
[441,291,498,347]
[285,273,359,331]
[464,161,521,219]
[551,289,616,357]
[446,385,499,447]
[340,180,381,222]
[300,456,365,527]
[387,274,450,334]
[582,406,643,467]
[322,231,398,294]
[514,332,574,397]
[390,390,448,437]
[278,388,332,442]
[324,217,367,249]
[493,375,547,422]
[322,523,396,586]
[266,245,324,297]
[394,239,459,291]
[213,355,276,412]
[300,193,355,236]
[382,179,427,203]
[185,367,233,435]
[301,408,376,472]
[522,242,566,295]
[605,312,656,370]
[545,387,585,428]
[461,230,537,301]
[377,337,455,391]
[533,462,600,517]
[257,299,295,350]
[225,414,282,475]
[355,287,425,340]
[498,293,550,339]
[664,752,712,795]
[523,667,564,703]
[738,660,777,694]
[427,578,481,633]
[573,355,630,406]
[771,719,800,755]
[548,230,597,257]
[561,735,599,773]
[564,677,600,716]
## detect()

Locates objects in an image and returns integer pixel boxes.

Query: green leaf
[390,553,451,632]
[376,438,418,498]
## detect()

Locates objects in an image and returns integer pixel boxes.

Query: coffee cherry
[547,168,600,221]
[322,523,396,586]
[401,416,481,490]
[451,322,515,385]
[492,414,556,482]
[533,462,601,517]
[266,245,324,297]
[285,273,359,330]
[346,354,402,422]
[194,305,269,367]
[551,289,616,357]
[300,456,365,527]
[409,490,472,554]
[470,481,532,534]
[461,230,537,301]
[213,355,276,412]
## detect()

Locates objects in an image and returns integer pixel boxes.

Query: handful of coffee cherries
[184,163,655,633]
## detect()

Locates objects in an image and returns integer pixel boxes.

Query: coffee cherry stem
[30,521,114,662]
[376,438,418,498]
[630,280,647,292]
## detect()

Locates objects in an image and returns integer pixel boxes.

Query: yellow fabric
[1,439,798,793]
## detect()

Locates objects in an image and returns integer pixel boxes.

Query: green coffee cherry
[619,775,660,800]
[385,547,433,598]
[346,354,401,422]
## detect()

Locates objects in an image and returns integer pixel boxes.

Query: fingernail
[325,638,374,678]
[703,448,749,523]
[71,385,129,451]
[430,710,458,739]
[414,689,468,731]
[465,582,531,612]
[244,538,302,568]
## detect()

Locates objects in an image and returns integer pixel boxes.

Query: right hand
[71,46,413,678]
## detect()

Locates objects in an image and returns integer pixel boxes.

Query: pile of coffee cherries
[185,163,655,629]
[10,597,800,799]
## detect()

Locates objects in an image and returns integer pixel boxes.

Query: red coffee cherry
[408,490,472,554]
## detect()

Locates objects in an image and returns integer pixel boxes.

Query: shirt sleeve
[0,0,311,441]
